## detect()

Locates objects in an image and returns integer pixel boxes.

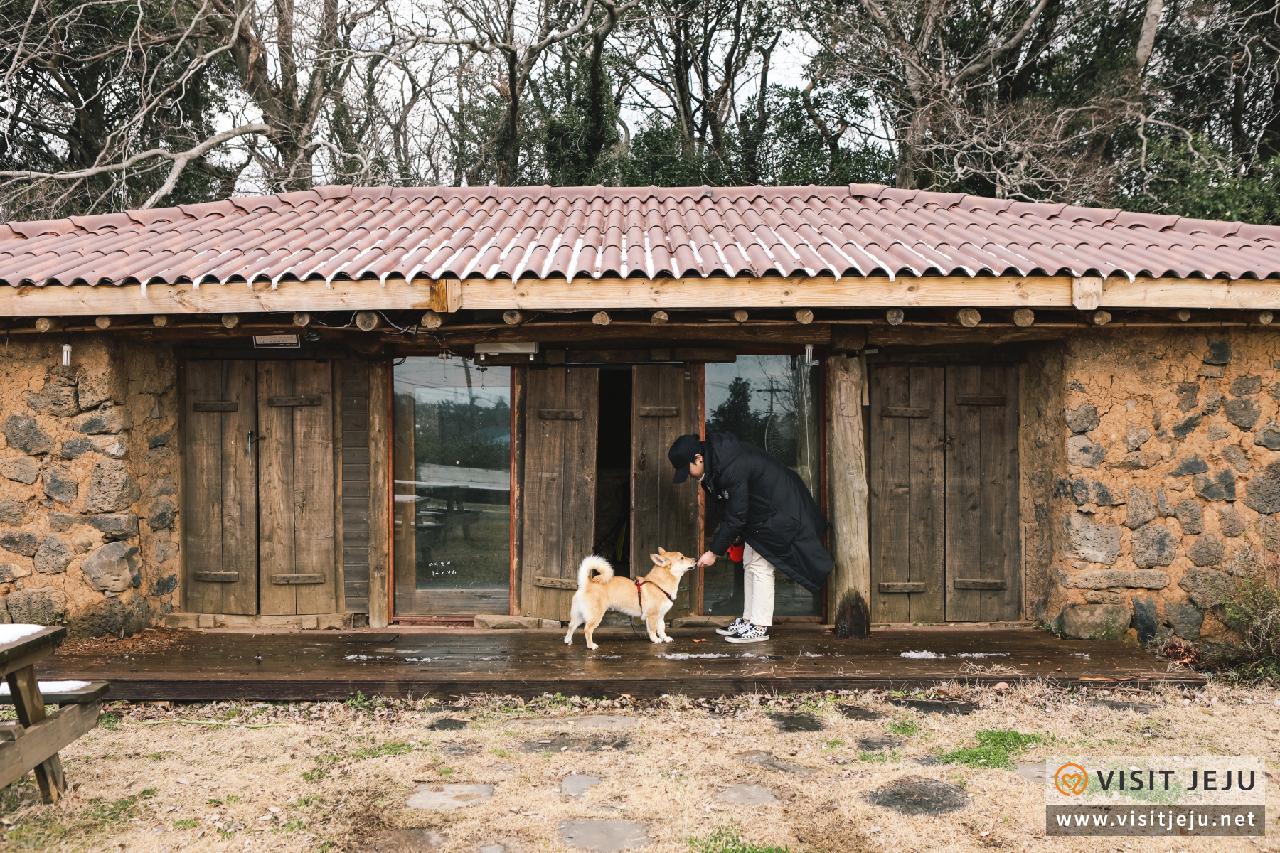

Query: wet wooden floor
[42,626,1203,701]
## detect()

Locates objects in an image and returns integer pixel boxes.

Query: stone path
[561,773,603,797]
[737,749,814,776]
[767,712,824,732]
[716,784,779,805]
[559,819,652,852]
[406,783,495,811]
[888,697,977,715]
[865,776,970,815]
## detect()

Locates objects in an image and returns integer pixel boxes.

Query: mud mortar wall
[1047,328,1280,643]
[0,338,180,635]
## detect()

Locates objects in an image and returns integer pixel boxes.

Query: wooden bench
[0,626,107,802]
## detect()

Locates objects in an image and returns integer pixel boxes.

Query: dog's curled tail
[576,555,614,588]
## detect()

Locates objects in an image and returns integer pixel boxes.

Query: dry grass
[1,682,1278,852]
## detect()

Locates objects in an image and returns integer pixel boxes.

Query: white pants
[742,545,775,628]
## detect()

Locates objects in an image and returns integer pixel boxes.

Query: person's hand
[697,551,717,568]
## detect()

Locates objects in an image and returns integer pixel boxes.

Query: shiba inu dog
[563,548,696,650]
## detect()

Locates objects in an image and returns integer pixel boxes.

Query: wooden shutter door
[869,365,945,623]
[630,364,700,614]
[182,360,258,615]
[945,364,1021,621]
[519,367,599,619]
[257,360,338,616]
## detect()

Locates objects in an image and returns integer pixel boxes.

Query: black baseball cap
[668,434,704,483]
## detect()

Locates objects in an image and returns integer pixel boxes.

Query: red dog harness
[635,577,677,609]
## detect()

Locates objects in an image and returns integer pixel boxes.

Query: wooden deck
[40,626,1203,702]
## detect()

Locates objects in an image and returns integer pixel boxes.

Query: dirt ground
[1,681,1278,852]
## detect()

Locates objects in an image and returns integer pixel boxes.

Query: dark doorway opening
[593,368,633,575]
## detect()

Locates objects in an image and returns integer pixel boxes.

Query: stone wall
[0,338,179,635]
[1045,328,1280,644]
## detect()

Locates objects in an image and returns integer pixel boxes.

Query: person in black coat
[668,432,833,643]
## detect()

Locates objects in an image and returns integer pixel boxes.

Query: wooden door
[630,364,700,614]
[945,364,1020,621]
[870,366,946,623]
[519,367,599,619]
[183,361,259,615]
[256,361,338,616]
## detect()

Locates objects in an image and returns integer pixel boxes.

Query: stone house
[0,184,1277,647]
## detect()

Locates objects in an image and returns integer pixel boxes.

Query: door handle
[247,429,257,455]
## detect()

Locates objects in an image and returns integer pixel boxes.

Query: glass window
[392,357,511,615]
[704,355,821,617]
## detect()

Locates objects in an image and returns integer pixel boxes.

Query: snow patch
[0,624,46,645]
[900,650,947,659]
[0,680,90,696]
[661,652,730,660]
[956,652,1010,659]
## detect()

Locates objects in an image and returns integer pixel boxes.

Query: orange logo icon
[1054,763,1089,796]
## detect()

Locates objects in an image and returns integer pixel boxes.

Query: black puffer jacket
[701,432,833,593]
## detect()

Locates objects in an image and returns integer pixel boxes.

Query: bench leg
[6,668,65,803]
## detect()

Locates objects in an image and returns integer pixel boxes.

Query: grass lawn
[1,681,1277,851]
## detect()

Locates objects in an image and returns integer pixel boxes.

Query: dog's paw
[662,635,674,643]
[563,637,572,645]
[587,642,599,650]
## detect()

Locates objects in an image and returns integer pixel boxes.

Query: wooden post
[795,309,815,325]
[420,310,443,330]
[221,314,239,329]
[731,309,749,323]
[592,311,611,326]
[33,318,55,333]
[367,361,392,628]
[650,310,669,325]
[94,317,111,330]
[826,355,871,636]
[151,315,168,328]
[957,308,981,327]
[293,312,311,327]
[1092,310,1112,326]
[885,308,904,326]
[503,310,524,326]
[1176,309,1191,322]
[355,311,380,332]
[1261,311,1274,325]
[1012,308,1035,327]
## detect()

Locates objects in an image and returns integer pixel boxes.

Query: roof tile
[2,184,1278,287]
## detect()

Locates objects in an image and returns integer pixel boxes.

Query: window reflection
[704,355,821,617]
[393,358,511,615]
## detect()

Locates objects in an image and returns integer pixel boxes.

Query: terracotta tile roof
[2,184,1279,288]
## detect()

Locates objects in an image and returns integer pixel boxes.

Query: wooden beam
[93,316,111,330]
[731,309,749,323]
[33,318,55,333]
[420,310,443,330]
[151,315,168,328]
[292,312,311,327]
[367,361,392,629]
[1012,308,1035,327]
[957,308,981,327]
[795,308,815,324]
[826,356,870,633]
[591,311,611,326]
[354,311,380,332]
[0,277,452,317]
[4,272,1278,318]
[503,310,524,326]
[650,310,669,325]
[885,308,905,326]
[220,314,239,329]
[0,702,98,794]
[1092,310,1112,326]
[1072,276,1103,310]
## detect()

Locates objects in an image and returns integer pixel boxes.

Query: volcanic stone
[1166,602,1204,639]
[1068,514,1121,564]
[84,461,139,513]
[87,514,138,541]
[4,588,67,624]
[1179,568,1238,609]
[1174,500,1203,534]
[33,536,72,574]
[1225,398,1261,430]
[1132,524,1176,568]
[1187,535,1224,567]
[43,467,78,504]
[1125,488,1157,529]
[1066,405,1099,434]
[0,457,39,485]
[1244,461,1280,514]
[81,541,140,592]
[1204,340,1231,365]
[1066,570,1169,590]
[1171,456,1208,476]
[2,416,51,456]
[1231,375,1262,396]
[1059,603,1131,640]
[1067,435,1106,467]
[1193,469,1235,502]
[0,531,39,557]
[1217,507,1245,537]
[1256,423,1280,451]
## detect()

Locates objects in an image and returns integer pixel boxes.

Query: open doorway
[593,368,633,576]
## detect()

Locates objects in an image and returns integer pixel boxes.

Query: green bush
[1221,563,1280,680]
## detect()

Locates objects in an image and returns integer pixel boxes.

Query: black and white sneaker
[715,617,748,636]
[725,623,770,644]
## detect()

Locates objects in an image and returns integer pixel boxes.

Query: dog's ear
[657,546,668,556]
[650,552,669,566]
